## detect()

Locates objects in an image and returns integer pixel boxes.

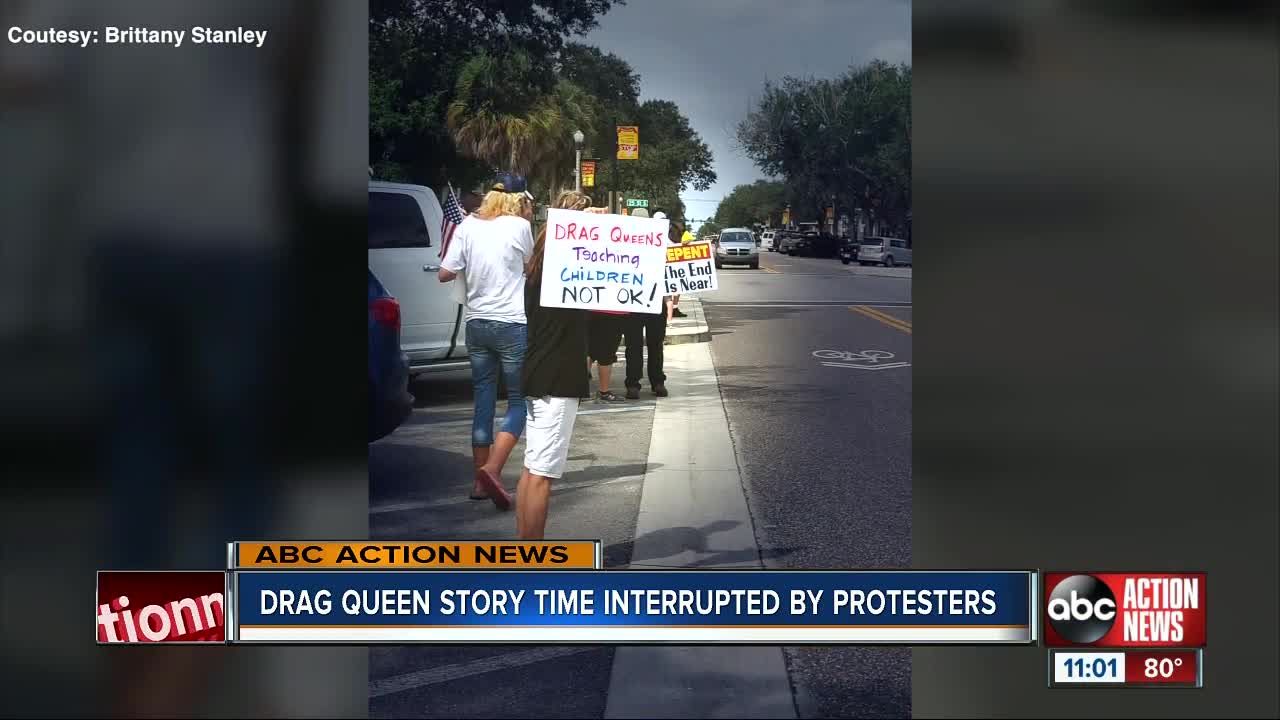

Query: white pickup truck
[367,181,469,376]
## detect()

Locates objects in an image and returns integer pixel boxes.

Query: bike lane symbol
[811,349,910,371]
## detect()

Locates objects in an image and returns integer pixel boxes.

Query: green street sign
[626,198,648,208]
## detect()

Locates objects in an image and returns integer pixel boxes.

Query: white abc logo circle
[1047,591,1116,621]
[1047,574,1117,644]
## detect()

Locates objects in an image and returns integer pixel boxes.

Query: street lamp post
[573,130,584,193]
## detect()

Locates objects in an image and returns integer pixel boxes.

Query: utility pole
[573,130,584,194]
[611,113,619,214]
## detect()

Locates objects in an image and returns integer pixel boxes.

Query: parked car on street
[368,180,470,377]
[714,228,760,269]
[858,236,913,267]
[776,231,801,255]
[838,236,860,264]
[760,230,777,251]
[369,269,414,442]
[787,231,840,258]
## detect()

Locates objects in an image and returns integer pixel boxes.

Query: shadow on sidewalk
[369,441,473,507]
[565,461,659,483]
[604,520,806,568]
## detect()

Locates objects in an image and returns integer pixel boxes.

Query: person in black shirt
[517,190,606,539]
[622,214,672,399]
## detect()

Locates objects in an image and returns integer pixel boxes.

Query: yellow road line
[849,305,912,334]
[859,304,912,329]
[761,266,780,274]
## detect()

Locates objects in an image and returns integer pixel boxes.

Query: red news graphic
[96,571,227,643]
[1124,651,1199,685]
[1043,572,1206,647]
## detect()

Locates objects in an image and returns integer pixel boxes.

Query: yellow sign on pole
[616,126,639,160]
[580,159,597,188]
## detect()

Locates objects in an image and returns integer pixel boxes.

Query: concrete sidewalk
[845,264,911,280]
[604,341,796,719]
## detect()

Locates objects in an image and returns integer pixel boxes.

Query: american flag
[440,184,466,258]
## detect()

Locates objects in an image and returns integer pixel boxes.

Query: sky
[583,0,911,228]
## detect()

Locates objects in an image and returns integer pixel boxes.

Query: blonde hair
[473,190,531,220]
[527,190,593,281]
[551,190,591,212]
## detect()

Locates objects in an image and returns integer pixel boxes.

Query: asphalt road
[708,250,913,718]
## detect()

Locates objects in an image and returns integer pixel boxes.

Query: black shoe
[625,386,641,400]
[653,384,669,398]
[597,390,625,403]
[672,309,687,318]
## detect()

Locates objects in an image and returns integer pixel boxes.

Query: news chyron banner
[97,541,1035,645]
[1044,572,1207,689]
[230,569,1034,644]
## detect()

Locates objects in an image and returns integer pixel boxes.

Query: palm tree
[527,79,598,194]
[447,51,597,190]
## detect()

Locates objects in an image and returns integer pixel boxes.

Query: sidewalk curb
[603,342,796,720]
[665,329,711,345]
[664,295,712,345]
[856,270,912,280]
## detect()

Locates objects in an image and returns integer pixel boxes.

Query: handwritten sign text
[541,209,668,313]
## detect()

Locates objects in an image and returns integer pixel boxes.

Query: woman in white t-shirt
[439,174,535,509]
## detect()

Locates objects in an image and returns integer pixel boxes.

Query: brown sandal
[474,467,512,511]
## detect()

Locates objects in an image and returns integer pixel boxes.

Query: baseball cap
[652,211,667,220]
[491,172,534,200]
[631,208,650,218]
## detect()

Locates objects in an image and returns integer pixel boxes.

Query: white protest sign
[540,208,669,313]
[663,241,719,295]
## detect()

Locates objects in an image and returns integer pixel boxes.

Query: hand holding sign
[540,209,669,314]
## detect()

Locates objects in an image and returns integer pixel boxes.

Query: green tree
[530,80,601,194]
[737,61,910,229]
[445,51,599,195]
[369,0,619,187]
[558,42,640,154]
[595,99,715,218]
[714,180,787,227]
[556,55,716,217]
[695,221,723,241]
[369,0,716,214]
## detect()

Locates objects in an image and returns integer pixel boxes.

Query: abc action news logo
[97,571,226,643]
[1043,573,1206,647]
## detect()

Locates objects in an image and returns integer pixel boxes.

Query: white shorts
[523,396,580,478]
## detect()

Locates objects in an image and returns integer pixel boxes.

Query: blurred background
[1,0,1276,717]
[911,0,1278,716]
[1,0,367,716]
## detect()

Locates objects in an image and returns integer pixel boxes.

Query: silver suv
[858,236,913,267]
[715,228,760,269]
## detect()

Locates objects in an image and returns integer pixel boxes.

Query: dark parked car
[369,269,414,442]
[787,231,840,258]
[776,231,803,255]
[838,236,859,264]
